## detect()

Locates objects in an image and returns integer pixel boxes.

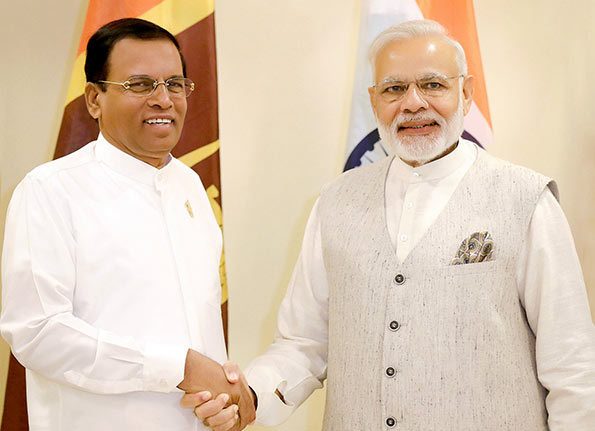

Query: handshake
[178,349,256,431]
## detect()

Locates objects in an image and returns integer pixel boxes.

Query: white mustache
[393,113,445,130]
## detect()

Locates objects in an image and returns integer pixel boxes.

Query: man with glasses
[190,19,594,431]
[0,18,254,431]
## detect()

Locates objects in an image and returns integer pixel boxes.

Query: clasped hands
[178,349,255,431]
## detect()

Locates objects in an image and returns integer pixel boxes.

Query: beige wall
[0,0,593,429]
[0,0,91,423]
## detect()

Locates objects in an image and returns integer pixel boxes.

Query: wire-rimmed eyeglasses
[97,76,195,98]
[371,74,464,103]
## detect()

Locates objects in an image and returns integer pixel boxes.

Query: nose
[400,83,428,113]
[148,82,174,108]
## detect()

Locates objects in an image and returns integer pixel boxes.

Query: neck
[101,132,171,169]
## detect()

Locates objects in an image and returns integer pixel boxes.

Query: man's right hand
[178,351,255,430]
[181,361,254,431]
[181,391,241,431]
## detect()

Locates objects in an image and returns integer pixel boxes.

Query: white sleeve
[516,188,595,430]
[245,198,328,426]
[0,177,187,395]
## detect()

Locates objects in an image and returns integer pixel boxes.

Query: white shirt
[1,134,227,431]
[246,140,595,429]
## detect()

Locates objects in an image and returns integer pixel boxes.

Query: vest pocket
[442,259,499,276]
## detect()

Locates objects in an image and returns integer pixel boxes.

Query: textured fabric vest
[318,149,555,430]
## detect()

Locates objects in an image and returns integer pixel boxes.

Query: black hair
[84,18,187,89]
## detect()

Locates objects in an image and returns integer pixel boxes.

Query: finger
[211,410,239,431]
[204,404,238,428]
[180,391,211,408]
[194,393,230,419]
[222,361,240,383]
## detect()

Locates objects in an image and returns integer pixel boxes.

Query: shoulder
[167,158,212,199]
[8,143,98,218]
[321,156,392,197]
[169,157,204,184]
[474,148,559,201]
[11,143,96,207]
[25,142,97,183]
[476,147,544,178]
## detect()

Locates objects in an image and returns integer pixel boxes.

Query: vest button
[394,273,405,285]
[389,320,400,331]
[385,366,396,378]
[385,416,397,428]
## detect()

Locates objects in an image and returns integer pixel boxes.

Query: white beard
[377,102,465,165]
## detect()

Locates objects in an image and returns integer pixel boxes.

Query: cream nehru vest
[318,148,557,430]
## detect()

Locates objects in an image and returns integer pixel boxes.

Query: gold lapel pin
[185,200,194,218]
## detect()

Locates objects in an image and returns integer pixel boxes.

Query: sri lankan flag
[345,0,492,169]
[2,1,226,428]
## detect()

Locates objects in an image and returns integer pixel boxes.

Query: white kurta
[1,134,227,431]
[246,139,595,429]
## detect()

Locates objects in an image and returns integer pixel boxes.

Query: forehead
[107,37,183,79]
[374,36,459,82]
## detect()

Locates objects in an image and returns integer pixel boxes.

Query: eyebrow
[377,72,450,85]
[126,74,185,80]
[418,72,449,80]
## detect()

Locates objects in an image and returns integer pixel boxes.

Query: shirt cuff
[142,343,187,393]
[246,366,295,427]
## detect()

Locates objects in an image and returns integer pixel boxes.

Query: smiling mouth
[144,118,173,125]
[398,121,438,131]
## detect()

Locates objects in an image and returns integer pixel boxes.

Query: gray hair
[368,20,467,78]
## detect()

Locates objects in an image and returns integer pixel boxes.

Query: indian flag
[344,0,492,170]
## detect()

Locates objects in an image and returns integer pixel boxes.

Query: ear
[461,74,475,115]
[368,86,378,116]
[84,82,102,120]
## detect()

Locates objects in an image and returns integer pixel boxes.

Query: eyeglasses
[372,74,464,103]
[97,76,195,97]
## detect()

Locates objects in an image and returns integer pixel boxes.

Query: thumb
[222,361,240,383]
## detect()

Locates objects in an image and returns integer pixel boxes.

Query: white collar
[390,138,477,183]
[94,132,174,186]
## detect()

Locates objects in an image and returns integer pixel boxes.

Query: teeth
[145,118,172,124]
[407,123,435,129]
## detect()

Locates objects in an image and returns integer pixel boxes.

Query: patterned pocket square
[451,231,495,265]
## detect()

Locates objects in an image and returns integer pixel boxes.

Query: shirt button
[386,416,397,428]
[400,234,408,242]
[394,274,405,285]
[389,320,400,331]
[406,201,413,208]
[412,172,420,177]
[385,367,396,378]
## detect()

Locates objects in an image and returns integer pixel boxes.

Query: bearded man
[186,19,595,431]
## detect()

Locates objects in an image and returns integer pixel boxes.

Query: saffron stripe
[416,0,492,128]
[77,0,165,55]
